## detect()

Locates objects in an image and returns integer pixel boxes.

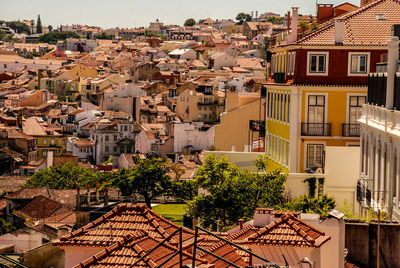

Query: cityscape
[0,0,399,267]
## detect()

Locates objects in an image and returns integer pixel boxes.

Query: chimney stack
[290,7,299,43]
[239,218,244,230]
[385,29,400,109]
[287,11,291,30]
[334,18,344,44]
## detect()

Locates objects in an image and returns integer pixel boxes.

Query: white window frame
[306,51,329,76]
[291,52,296,75]
[347,52,370,76]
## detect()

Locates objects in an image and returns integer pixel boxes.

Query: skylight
[376,14,385,20]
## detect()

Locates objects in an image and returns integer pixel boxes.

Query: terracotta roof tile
[297,0,400,46]
[246,213,331,248]
[54,204,195,247]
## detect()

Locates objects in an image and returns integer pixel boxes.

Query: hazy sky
[1,0,359,29]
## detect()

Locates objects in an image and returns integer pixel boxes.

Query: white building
[67,137,95,161]
[168,48,196,60]
[0,55,64,73]
[358,30,400,220]
[209,52,237,70]
[173,121,214,153]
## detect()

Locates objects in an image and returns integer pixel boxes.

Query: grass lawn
[152,204,188,226]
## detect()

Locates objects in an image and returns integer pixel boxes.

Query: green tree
[0,219,16,235]
[0,30,13,42]
[184,18,196,27]
[188,155,287,230]
[267,16,283,24]
[48,25,53,32]
[235,13,252,25]
[111,158,171,207]
[283,195,336,217]
[298,20,308,35]
[95,32,113,40]
[25,162,112,189]
[38,31,80,44]
[259,38,272,62]
[36,15,42,34]
[4,21,31,35]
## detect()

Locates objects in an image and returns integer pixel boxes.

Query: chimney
[256,11,258,18]
[287,11,291,30]
[290,7,299,43]
[46,150,54,168]
[239,218,244,230]
[334,18,344,44]
[253,207,275,227]
[385,30,400,109]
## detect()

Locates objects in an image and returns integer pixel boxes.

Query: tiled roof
[247,213,331,248]
[55,204,195,247]
[228,225,258,241]
[74,230,206,268]
[297,0,400,46]
[197,240,248,267]
[14,195,71,220]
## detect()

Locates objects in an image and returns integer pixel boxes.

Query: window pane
[351,55,358,73]
[309,96,316,106]
[317,96,325,106]
[310,56,317,72]
[359,56,367,72]
[350,96,358,106]
[318,55,325,72]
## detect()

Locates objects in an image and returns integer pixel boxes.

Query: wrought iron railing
[342,123,361,137]
[301,123,331,136]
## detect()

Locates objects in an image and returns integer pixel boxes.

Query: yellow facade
[214,92,265,152]
[265,87,291,171]
[35,135,67,159]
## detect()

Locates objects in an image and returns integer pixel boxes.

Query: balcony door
[349,96,366,123]
[307,95,326,135]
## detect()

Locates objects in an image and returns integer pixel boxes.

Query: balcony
[342,123,360,137]
[301,123,331,136]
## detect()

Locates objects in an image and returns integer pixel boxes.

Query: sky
[1,0,359,29]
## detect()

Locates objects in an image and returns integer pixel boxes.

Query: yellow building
[176,85,225,123]
[22,117,67,159]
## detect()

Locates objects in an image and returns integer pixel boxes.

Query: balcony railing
[342,123,360,137]
[301,123,331,136]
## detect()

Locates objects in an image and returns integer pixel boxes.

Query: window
[114,135,117,141]
[307,95,325,123]
[105,146,109,152]
[348,53,370,75]
[50,139,55,145]
[113,146,117,152]
[349,96,366,123]
[307,144,324,168]
[43,139,48,145]
[3,64,7,69]
[42,150,47,157]
[105,135,109,142]
[124,126,128,131]
[307,52,328,75]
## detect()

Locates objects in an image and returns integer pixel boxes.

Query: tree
[184,18,196,27]
[25,162,112,189]
[38,31,80,44]
[36,15,42,34]
[111,158,172,207]
[298,20,309,35]
[267,16,283,24]
[95,32,113,40]
[259,38,272,62]
[48,25,53,32]
[0,30,13,42]
[188,154,287,231]
[0,219,15,235]
[235,13,252,25]
[283,195,336,217]
[4,21,31,35]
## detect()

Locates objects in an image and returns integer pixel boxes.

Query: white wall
[174,122,214,153]
[325,146,360,212]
